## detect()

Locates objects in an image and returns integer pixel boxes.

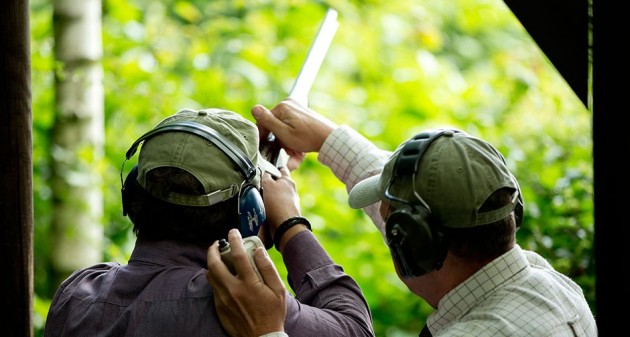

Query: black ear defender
[120,120,265,238]
[384,129,459,278]
[385,206,445,278]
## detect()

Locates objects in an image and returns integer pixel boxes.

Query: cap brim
[348,174,383,209]
[258,157,281,178]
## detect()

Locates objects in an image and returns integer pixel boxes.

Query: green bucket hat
[134,108,280,207]
[348,129,520,228]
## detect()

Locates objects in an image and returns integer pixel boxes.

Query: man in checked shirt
[206,98,597,337]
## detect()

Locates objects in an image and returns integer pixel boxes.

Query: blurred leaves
[31,0,593,336]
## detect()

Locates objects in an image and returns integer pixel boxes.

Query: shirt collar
[129,238,208,268]
[427,245,529,332]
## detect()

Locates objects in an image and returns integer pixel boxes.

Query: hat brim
[348,174,383,209]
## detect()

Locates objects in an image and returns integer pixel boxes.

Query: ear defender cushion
[238,185,266,238]
[385,205,444,278]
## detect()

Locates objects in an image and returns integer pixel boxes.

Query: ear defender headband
[384,129,456,279]
[511,175,524,229]
[120,121,265,238]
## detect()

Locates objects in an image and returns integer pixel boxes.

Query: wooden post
[0,0,34,336]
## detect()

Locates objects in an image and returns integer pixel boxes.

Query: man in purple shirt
[44,108,374,337]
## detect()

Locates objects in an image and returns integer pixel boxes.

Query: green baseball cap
[348,129,520,228]
[135,108,280,206]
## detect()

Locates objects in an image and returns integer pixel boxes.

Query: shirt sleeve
[281,231,375,337]
[258,333,288,337]
[276,125,386,337]
[318,125,391,237]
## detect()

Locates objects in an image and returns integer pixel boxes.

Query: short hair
[125,167,237,246]
[443,187,517,261]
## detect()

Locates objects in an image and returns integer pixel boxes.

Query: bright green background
[31,0,593,336]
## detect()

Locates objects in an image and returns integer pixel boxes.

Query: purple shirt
[44,231,374,337]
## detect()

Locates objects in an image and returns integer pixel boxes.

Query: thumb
[251,104,273,125]
[252,105,284,138]
[251,105,272,139]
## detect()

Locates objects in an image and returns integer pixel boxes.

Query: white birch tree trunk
[50,0,104,277]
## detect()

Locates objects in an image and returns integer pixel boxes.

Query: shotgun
[261,8,339,168]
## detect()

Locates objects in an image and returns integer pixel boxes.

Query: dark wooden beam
[0,0,34,336]
[503,0,589,108]
[592,1,626,335]
[504,0,627,334]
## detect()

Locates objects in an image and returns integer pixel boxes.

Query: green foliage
[31,0,593,336]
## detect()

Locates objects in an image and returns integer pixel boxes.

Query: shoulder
[63,262,121,284]
[436,247,595,336]
[463,251,595,335]
[522,248,554,269]
[439,315,596,337]
[50,262,121,303]
[520,247,587,300]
